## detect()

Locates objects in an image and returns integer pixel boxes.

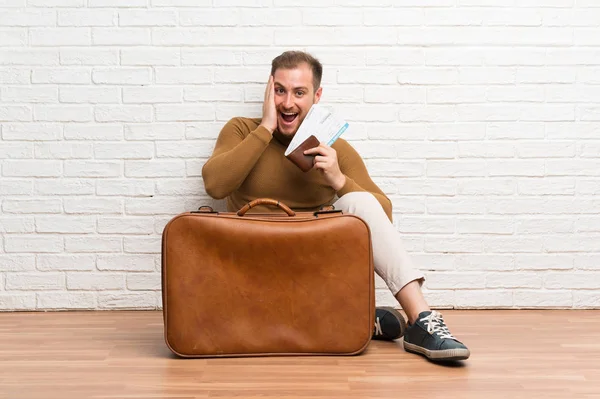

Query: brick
[364,86,426,104]
[514,291,572,308]
[97,217,154,234]
[427,123,486,141]
[37,254,95,271]
[182,49,241,65]
[544,236,600,253]
[515,218,574,234]
[547,160,600,176]
[124,123,184,140]
[6,273,65,290]
[123,87,182,103]
[396,217,455,234]
[28,0,84,5]
[64,160,121,178]
[573,292,600,309]
[94,142,154,160]
[457,218,514,234]
[0,217,34,233]
[89,0,146,5]
[32,68,91,85]
[60,49,118,66]
[156,141,215,158]
[0,48,58,65]
[0,294,35,310]
[155,67,211,84]
[455,290,513,308]
[516,255,573,270]
[121,48,180,66]
[5,236,63,253]
[484,237,544,253]
[96,180,154,197]
[179,9,238,26]
[92,28,150,45]
[546,272,600,289]
[427,198,486,214]
[93,68,151,85]
[0,143,33,159]
[36,216,96,233]
[34,105,92,122]
[35,142,93,159]
[517,178,576,195]
[0,180,33,195]
[458,142,515,158]
[64,124,124,141]
[486,272,542,289]
[2,87,57,103]
[155,104,214,122]
[2,160,61,177]
[424,237,484,253]
[125,198,187,215]
[0,28,26,45]
[30,28,91,46]
[488,160,545,177]
[188,86,244,102]
[456,254,515,271]
[58,9,114,26]
[2,123,62,141]
[427,161,487,177]
[426,272,486,289]
[3,199,61,214]
[395,179,456,196]
[59,87,120,104]
[63,198,122,214]
[427,86,486,104]
[95,106,153,122]
[65,236,121,253]
[0,68,30,83]
[98,292,156,309]
[124,237,161,254]
[0,105,32,122]
[127,273,160,291]
[488,122,545,139]
[125,160,185,177]
[0,255,35,272]
[37,292,97,309]
[97,255,155,271]
[67,273,124,290]
[412,254,456,271]
[118,10,176,26]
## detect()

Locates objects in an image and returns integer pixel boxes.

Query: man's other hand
[304,144,346,191]
[260,75,277,134]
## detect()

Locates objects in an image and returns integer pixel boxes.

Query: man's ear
[314,86,323,104]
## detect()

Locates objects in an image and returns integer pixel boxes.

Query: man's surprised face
[273,63,322,137]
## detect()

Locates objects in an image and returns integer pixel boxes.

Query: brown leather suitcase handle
[237,198,296,217]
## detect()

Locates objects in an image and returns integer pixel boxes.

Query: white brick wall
[1,1,599,311]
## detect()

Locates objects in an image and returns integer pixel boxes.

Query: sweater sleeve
[201,118,273,199]
[334,140,394,222]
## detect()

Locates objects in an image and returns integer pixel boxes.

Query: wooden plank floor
[0,310,599,399]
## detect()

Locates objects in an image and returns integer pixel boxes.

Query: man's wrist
[332,175,347,191]
[260,123,274,134]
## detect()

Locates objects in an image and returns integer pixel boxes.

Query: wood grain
[0,310,598,399]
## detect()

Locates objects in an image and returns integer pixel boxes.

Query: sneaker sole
[375,306,407,340]
[403,341,470,361]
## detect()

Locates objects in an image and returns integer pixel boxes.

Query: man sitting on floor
[201,50,470,362]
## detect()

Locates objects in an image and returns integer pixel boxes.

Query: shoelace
[421,310,456,340]
[374,317,383,336]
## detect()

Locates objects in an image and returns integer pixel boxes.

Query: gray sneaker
[403,310,470,361]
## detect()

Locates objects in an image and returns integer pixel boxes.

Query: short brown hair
[271,51,323,92]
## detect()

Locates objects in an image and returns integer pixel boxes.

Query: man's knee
[335,192,382,216]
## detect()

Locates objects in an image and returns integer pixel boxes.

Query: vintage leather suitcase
[161,198,375,358]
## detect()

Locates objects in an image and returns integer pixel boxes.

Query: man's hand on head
[260,75,277,134]
[304,144,347,191]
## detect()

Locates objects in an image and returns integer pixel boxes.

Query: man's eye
[275,88,284,94]
[296,91,304,96]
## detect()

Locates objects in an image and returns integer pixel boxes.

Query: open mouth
[280,112,298,124]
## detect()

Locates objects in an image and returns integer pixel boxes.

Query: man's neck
[273,130,293,147]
